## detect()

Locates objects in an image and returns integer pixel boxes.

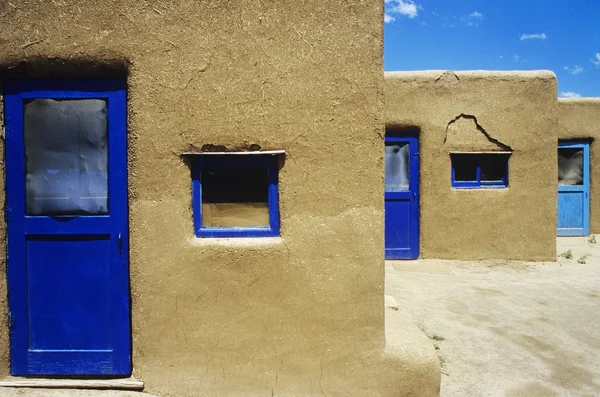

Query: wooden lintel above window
[182,150,285,156]
[449,151,512,154]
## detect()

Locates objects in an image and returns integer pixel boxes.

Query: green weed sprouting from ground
[578,254,589,264]
[438,354,447,371]
[589,235,597,244]
[418,325,447,370]
[560,250,573,259]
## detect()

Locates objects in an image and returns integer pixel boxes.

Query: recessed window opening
[451,153,509,188]
[189,153,281,237]
[201,166,269,227]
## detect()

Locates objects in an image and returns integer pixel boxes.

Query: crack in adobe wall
[444,113,513,151]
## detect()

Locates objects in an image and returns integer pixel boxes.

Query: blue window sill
[187,236,284,248]
[452,184,508,189]
[196,226,279,238]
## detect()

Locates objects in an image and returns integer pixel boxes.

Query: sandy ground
[386,237,600,397]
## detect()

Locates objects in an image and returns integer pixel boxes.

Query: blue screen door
[385,135,420,259]
[557,141,590,236]
[4,80,131,375]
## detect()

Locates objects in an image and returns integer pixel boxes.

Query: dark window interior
[452,155,478,181]
[201,166,268,204]
[480,156,507,181]
[452,153,509,187]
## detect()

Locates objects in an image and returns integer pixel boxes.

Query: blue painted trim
[24,216,111,234]
[4,79,131,376]
[191,154,281,238]
[450,153,510,189]
[557,141,590,236]
[384,135,420,259]
[4,82,28,374]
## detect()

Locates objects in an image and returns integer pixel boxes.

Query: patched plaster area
[435,71,459,86]
[444,114,512,152]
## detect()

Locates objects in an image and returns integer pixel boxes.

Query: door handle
[118,233,123,255]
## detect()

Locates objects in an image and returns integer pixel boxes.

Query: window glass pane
[480,155,507,181]
[385,142,410,191]
[201,166,269,227]
[24,99,109,216]
[452,155,477,181]
[558,148,583,186]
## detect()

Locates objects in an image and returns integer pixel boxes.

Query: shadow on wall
[0,57,130,79]
[386,125,421,137]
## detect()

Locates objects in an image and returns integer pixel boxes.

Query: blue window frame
[451,153,510,189]
[190,154,280,237]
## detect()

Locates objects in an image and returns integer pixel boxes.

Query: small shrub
[578,254,589,264]
[589,235,596,244]
[560,250,573,259]
[431,334,445,341]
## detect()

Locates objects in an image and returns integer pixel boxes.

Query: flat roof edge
[558,97,600,103]
[385,70,557,80]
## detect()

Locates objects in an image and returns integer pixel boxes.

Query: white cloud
[591,53,600,67]
[559,92,582,98]
[520,33,547,40]
[385,0,419,20]
[564,65,584,75]
[464,11,483,26]
[512,54,520,63]
[384,14,395,23]
[498,55,504,59]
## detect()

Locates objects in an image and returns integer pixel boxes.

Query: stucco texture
[558,98,600,233]
[0,1,440,396]
[386,71,558,261]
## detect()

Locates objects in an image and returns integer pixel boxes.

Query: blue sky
[384,0,600,97]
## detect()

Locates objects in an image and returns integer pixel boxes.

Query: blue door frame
[557,141,590,236]
[384,135,420,259]
[4,80,131,376]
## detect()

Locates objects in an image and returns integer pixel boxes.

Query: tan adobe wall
[0,1,440,396]
[558,98,600,233]
[386,71,558,261]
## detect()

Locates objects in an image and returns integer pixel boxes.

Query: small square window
[451,154,509,188]
[191,154,280,237]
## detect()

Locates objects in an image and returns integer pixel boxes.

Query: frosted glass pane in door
[385,142,410,191]
[558,148,583,186]
[24,99,109,215]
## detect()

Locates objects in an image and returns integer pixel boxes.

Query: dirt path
[386,237,600,397]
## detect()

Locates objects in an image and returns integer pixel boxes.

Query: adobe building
[558,98,600,234]
[0,1,440,397]
[385,71,559,261]
[385,71,600,262]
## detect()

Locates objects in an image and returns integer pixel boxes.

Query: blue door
[4,80,131,375]
[557,141,590,236]
[385,135,420,259]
